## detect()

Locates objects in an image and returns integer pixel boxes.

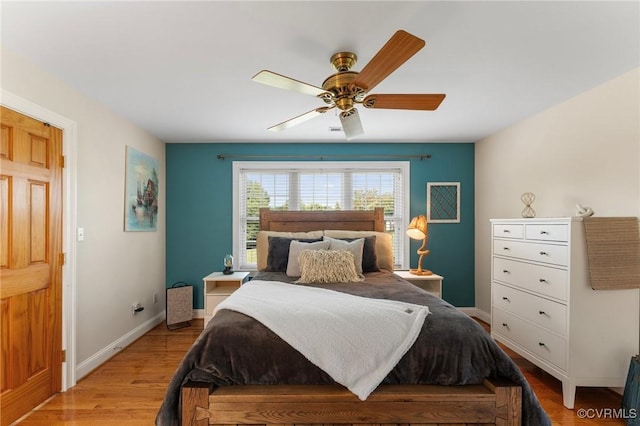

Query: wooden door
[0,106,63,425]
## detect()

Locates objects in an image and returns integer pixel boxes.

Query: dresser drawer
[493,257,568,301]
[493,307,567,370]
[492,283,567,335]
[525,224,569,242]
[493,239,568,266]
[493,223,524,239]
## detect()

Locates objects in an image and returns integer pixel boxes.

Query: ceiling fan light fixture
[252,30,445,139]
[340,108,364,140]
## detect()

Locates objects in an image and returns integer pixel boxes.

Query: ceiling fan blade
[253,70,326,97]
[363,94,446,110]
[268,106,333,132]
[354,30,425,92]
[339,108,364,140]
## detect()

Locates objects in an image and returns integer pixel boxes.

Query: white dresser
[490,218,639,409]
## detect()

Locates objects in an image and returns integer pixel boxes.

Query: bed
[157,208,550,426]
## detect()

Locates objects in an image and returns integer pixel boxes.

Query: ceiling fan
[252,30,446,140]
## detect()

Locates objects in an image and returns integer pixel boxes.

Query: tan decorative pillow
[323,230,394,271]
[256,230,323,271]
[295,250,364,284]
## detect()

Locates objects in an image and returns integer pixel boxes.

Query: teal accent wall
[166,143,474,308]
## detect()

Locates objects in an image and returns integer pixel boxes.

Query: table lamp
[406,215,432,275]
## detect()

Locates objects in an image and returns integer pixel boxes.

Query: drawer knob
[503,230,511,233]
[539,278,548,283]
[503,270,510,274]
[502,297,510,302]
[538,342,547,347]
[503,247,511,251]
[539,251,548,256]
[502,323,509,328]
[538,310,547,316]
[540,230,549,235]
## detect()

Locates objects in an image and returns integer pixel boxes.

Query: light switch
[77,227,85,241]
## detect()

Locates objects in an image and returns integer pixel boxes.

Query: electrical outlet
[132,302,143,315]
[153,293,158,304]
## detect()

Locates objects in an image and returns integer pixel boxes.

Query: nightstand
[202,271,250,327]
[395,270,443,298]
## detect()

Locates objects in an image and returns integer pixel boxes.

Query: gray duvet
[156,271,550,426]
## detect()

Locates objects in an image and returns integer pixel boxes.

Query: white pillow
[323,230,394,271]
[323,237,365,276]
[286,239,330,277]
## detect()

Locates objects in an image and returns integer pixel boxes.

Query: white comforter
[214,280,429,400]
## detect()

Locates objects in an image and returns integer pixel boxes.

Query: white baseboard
[457,307,477,317]
[473,308,491,324]
[193,308,204,319]
[454,307,491,325]
[75,310,166,380]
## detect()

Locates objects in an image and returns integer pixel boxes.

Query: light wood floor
[15,319,626,425]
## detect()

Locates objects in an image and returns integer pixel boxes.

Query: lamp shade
[406,215,427,240]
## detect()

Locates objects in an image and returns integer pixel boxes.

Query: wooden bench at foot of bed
[181,379,522,426]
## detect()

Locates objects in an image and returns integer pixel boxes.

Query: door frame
[1,89,78,391]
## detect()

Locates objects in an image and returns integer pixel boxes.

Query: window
[233,161,410,270]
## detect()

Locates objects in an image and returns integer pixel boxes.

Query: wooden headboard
[259,208,385,232]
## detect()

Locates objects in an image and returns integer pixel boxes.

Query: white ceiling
[1,1,638,143]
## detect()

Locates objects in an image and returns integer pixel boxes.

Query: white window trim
[232,161,410,271]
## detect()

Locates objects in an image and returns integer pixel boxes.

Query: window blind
[233,161,409,270]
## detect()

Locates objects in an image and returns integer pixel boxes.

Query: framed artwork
[427,182,460,223]
[124,146,159,231]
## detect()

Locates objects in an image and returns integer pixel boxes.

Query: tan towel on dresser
[583,217,640,290]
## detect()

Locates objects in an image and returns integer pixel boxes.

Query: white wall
[1,46,167,381]
[475,67,640,318]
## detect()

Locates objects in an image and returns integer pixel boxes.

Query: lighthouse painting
[125,146,159,231]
